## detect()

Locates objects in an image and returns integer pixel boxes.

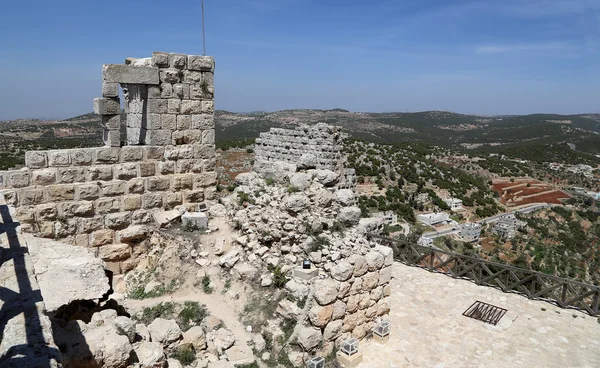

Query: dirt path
[122,288,252,345]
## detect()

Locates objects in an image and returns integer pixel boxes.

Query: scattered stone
[182,211,209,230]
[147,318,182,345]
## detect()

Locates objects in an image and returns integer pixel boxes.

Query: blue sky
[0,0,598,119]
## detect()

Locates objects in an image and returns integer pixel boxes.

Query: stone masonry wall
[254,123,356,189]
[0,52,217,274]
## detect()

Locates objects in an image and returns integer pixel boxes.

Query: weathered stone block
[173,83,189,99]
[144,146,165,160]
[127,113,143,128]
[163,192,183,209]
[378,266,392,285]
[167,99,181,114]
[113,163,138,180]
[75,234,89,247]
[76,183,100,200]
[94,97,121,115]
[160,114,177,130]
[204,186,217,200]
[189,84,203,99]
[54,219,78,237]
[152,52,169,67]
[181,212,208,230]
[138,162,156,177]
[19,188,44,206]
[172,174,193,190]
[97,243,131,261]
[143,193,163,209]
[95,147,120,164]
[193,144,215,159]
[32,168,56,186]
[147,99,168,114]
[160,83,173,98]
[184,190,204,203]
[46,184,75,201]
[15,206,36,223]
[202,129,215,144]
[187,55,215,71]
[158,161,175,174]
[177,115,191,130]
[148,85,161,98]
[147,114,162,130]
[201,100,214,113]
[79,216,104,233]
[126,127,145,145]
[58,201,94,217]
[181,130,202,144]
[88,166,113,181]
[90,229,115,246]
[181,100,201,114]
[36,203,58,220]
[159,69,180,84]
[103,128,121,147]
[194,172,218,187]
[123,195,142,211]
[176,159,193,173]
[100,181,127,196]
[191,114,214,129]
[57,167,86,183]
[95,197,122,214]
[71,149,94,166]
[102,64,159,84]
[105,212,132,230]
[127,178,145,194]
[102,82,119,97]
[147,176,171,191]
[165,145,194,160]
[47,150,71,167]
[131,209,152,224]
[169,53,187,69]
[145,130,172,146]
[25,151,48,169]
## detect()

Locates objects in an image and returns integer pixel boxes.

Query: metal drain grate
[463,301,507,325]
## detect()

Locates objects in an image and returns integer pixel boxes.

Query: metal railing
[368,233,600,316]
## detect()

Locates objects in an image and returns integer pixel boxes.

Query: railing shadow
[0,204,66,366]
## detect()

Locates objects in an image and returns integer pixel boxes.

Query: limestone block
[181,212,208,230]
[58,201,94,217]
[202,129,215,144]
[176,159,194,173]
[105,212,132,230]
[349,254,368,277]
[370,286,383,301]
[189,84,202,99]
[145,130,172,146]
[102,64,159,84]
[152,52,169,67]
[54,219,78,237]
[137,162,155,177]
[25,151,48,169]
[158,161,175,175]
[127,178,145,194]
[365,251,385,272]
[74,185,101,204]
[153,209,181,228]
[147,114,162,130]
[342,310,366,333]
[147,176,171,191]
[332,300,347,320]
[191,114,214,129]
[172,174,193,190]
[94,97,121,115]
[308,304,333,328]
[126,127,145,145]
[204,187,217,200]
[57,167,86,183]
[297,327,322,351]
[379,266,392,285]
[88,166,113,181]
[19,188,44,206]
[75,234,89,247]
[173,84,190,99]
[71,149,94,166]
[32,168,56,186]
[95,197,122,214]
[176,115,191,130]
[383,284,391,297]
[181,100,201,114]
[95,147,120,164]
[313,278,340,306]
[165,145,194,160]
[113,163,138,180]
[47,184,75,201]
[184,190,204,203]
[118,146,143,162]
[148,86,161,99]
[126,113,143,129]
[159,69,180,84]
[163,192,183,209]
[331,261,353,282]
[346,294,360,313]
[38,221,55,238]
[102,81,119,97]
[161,83,173,98]
[123,195,142,211]
[167,99,181,114]
[79,217,104,235]
[90,229,115,246]
[117,225,149,243]
[374,245,394,266]
[103,128,121,147]
[100,181,127,197]
[362,272,379,290]
[143,193,163,209]
[147,99,168,114]
[187,55,215,71]
[47,150,71,167]
[323,320,343,342]
[160,114,177,130]
[98,243,131,261]
[131,209,153,224]
[348,278,362,296]
[201,100,214,113]
[376,297,391,316]
[15,206,36,223]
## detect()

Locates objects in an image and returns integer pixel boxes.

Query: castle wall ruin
[0,52,217,274]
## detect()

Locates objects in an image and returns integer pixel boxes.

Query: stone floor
[360,262,600,368]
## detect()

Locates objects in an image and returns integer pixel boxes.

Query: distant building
[415,192,430,204]
[444,197,463,211]
[417,236,433,247]
[372,211,398,226]
[418,212,451,226]
[492,214,522,240]
[460,223,482,243]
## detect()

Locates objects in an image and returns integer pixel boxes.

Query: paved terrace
[361,263,600,368]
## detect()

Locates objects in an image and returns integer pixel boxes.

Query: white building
[417,236,433,247]
[417,212,451,226]
[444,197,463,211]
[492,214,522,239]
[372,211,398,226]
[460,223,482,243]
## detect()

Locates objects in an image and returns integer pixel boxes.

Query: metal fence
[368,234,600,316]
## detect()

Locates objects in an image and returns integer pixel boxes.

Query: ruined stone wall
[254,123,356,189]
[0,52,217,273]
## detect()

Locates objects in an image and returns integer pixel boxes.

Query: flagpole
[202,0,206,55]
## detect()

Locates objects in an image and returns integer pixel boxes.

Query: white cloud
[475,42,574,54]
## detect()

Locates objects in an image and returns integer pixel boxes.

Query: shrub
[202,275,213,294]
[171,345,195,365]
[268,265,287,288]
[178,301,208,330]
[138,302,175,325]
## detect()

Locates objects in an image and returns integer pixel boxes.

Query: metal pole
[202,0,206,55]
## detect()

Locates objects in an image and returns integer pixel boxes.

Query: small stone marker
[182,212,209,231]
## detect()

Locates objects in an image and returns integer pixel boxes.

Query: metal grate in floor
[463,301,507,325]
